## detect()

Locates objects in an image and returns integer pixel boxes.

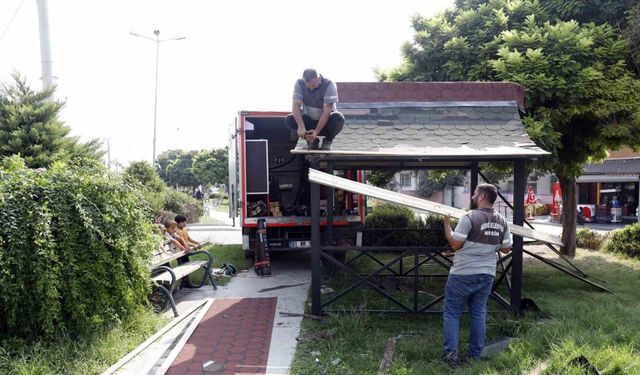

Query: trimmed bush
[362,204,453,246]
[602,223,640,258]
[576,228,607,250]
[163,189,203,223]
[0,158,156,339]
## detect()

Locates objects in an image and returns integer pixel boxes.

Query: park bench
[150,241,217,317]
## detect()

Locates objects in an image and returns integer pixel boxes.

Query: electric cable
[0,0,26,43]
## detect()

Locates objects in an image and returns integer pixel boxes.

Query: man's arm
[309,103,333,137]
[292,100,307,139]
[444,215,466,251]
[185,231,200,246]
[499,223,513,254]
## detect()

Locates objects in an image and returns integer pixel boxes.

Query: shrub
[576,228,607,250]
[602,223,640,258]
[0,159,156,339]
[362,204,453,246]
[163,189,203,223]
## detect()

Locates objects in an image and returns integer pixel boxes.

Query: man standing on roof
[285,69,345,151]
[442,184,513,368]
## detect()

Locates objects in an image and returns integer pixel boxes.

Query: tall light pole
[130,30,185,165]
[36,0,53,89]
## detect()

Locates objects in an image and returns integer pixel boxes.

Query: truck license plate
[289,240,310,248]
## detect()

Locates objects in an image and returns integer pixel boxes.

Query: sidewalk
[114,253,310,375]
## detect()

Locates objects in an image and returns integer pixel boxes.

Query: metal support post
[327,162,334,246]
[311,164,322,315]
[511,159,525,314]
[470,162,479,208]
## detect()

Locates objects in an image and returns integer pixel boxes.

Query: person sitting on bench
[163,220,189,252]
[175,214,201,249]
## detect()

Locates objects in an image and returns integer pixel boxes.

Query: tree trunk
[558,175,577,257]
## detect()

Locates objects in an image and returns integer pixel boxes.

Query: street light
[130,30,185,165]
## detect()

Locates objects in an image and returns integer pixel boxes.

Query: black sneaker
[320,140,332,151]
[442,352,458,368]
[307,139,320,150]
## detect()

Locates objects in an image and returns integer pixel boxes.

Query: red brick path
[166,298,277,375]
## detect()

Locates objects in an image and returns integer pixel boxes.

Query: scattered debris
[258,282,306,293]
[536,318,554,326]
[311,350,321,357]
[320,286,335,295]
[570,355,601,375]
[526,359,550,375]
[296,330,332,342]
[331,358,341,366]
[480,336,518,358]
[279,311,325,321]
[202,360,225,373]
[378,336,397,374]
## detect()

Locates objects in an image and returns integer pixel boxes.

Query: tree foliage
[0,157,155,339]
[192,148,228,187]
[418,170,466,197]
[0,74,103,168]
[381,0,640,256]
[124,161,166,193]
[155,149,200,189]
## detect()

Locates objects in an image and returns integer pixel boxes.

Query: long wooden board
[308,169,564,247]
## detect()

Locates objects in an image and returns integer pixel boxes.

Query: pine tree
[0,74,103,168]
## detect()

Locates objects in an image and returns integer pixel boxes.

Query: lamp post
[130,30,185,165]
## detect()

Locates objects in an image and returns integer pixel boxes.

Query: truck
[228,111,364,257]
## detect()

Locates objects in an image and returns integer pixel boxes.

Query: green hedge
[163,189,203,223]
[362,204,453,246]
[576,228,608,250]
[0,158,156,339]
[603,223,640,258]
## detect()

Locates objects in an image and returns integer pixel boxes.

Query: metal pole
[152,30,160,165]
[311,165,322,315]
[470,162,478,208]
[36,0,53,89]
[327,163,334,246]
[511,159,525,315]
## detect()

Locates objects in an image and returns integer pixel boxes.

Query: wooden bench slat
[152,260,208,283]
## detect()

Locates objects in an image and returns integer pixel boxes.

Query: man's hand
[305,129,317,142]
[297,126,307,139]
[444,215,464,251]
[499,247,512,254]
[444,215,451,228]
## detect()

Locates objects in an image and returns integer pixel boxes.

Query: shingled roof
[292,82,548,159]
[583,158,640,175]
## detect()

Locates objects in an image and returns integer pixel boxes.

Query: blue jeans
[443,273,494,360]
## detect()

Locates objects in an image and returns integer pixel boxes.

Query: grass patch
[186,244,251,286]
[216,197,229,213]
[290,248,640,374]
[0,308,165,375]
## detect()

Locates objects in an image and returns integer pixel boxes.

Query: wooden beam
[308,169,564,247]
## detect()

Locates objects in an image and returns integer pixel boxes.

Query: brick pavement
[167,298,277,375]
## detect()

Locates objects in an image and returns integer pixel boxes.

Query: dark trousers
[285,112,345,142]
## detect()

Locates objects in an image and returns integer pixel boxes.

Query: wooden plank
[152,261,208,283]
[378,337,397,373]
[308,169,564,247]
[157,299,215,375]
[101,299,210,375]
[151,250,187,269]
